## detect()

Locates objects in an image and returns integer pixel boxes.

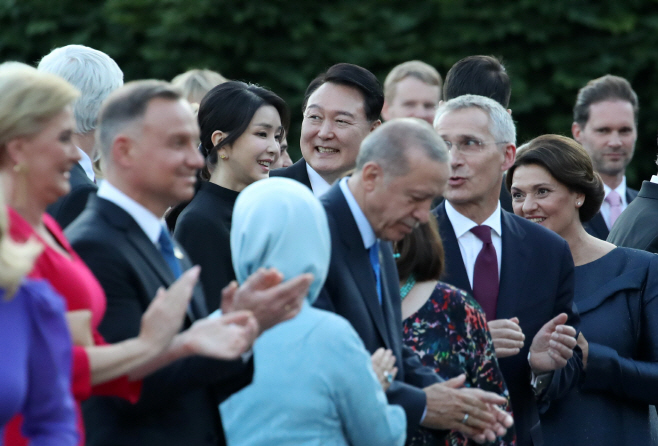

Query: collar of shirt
[651,175,658,184]
[77,146,95,182]
[444,200,503,287]
[306,162,332,198]
[338,177,376,250]
[603,176,628,206]
[445,200,502,239]
[97,181,163,244]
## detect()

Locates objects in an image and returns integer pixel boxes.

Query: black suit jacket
[584,187,638,240]
[270,158,312,190]
[608,181,658,253]
[434,202,583,446]
[315,184,440,435]
[66,196,253,446]
[47,162,98,229]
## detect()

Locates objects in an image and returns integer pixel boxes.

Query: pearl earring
[577,202,581,206]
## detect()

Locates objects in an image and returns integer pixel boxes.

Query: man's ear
[502,143,517,171]
[360,161,383,192]
[507,109,512,116]
[571,122,583,142]
[111,135,135,169]
[381,100,391,121]
[370,120,382,132]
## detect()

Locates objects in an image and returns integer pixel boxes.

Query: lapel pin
[174,247,184,259]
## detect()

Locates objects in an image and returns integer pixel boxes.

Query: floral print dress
[402,281,516,446]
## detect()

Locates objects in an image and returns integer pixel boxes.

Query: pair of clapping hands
[66,267,313,362]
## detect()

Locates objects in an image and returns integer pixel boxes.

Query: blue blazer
[584,187,638,240]
[315,184,441,435]
[433,202,583,446]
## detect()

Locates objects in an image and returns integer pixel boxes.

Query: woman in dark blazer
[507,134,658,445]
[173,81,289,311]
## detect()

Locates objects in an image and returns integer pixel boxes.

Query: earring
[219,154,227,160]
[576,201,582,206]
[13,163,24,173]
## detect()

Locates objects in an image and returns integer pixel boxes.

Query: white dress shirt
[97,180,163,244]
[77,147,96,182]
[307,163,332,198]
[651,175,658,184]
[444,200,503,289]
[600,177,629,229]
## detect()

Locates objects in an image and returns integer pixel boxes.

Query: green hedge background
[2,0,657,187]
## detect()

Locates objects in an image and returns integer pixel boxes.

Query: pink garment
[606,190,623,228]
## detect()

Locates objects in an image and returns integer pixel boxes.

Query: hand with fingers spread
[139,266,200,352]
[421,374,513,440]
[529,313,578,374]
[371,348,398,391]
[181,310,259,360]
[487,317,525,358]
[221,267,313,334]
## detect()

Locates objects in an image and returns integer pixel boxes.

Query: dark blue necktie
[158,227,182,279]
[369,240,382,305]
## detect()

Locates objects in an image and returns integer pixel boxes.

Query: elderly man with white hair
[40,44,123,228]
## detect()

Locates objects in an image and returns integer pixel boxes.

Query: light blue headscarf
[230,177,331,305]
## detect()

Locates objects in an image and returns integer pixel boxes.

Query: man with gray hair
[40,44,123,228]
[432,94,583,445]
[316,118,514,443]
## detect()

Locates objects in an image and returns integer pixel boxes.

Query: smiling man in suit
[317,118,514,443]
[66,80,311,446]
[39,45,124,228]
[271,63,382,196]
[572,75,640,240]
[433,95,583,445]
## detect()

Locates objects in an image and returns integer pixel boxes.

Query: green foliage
[2,0,657,185]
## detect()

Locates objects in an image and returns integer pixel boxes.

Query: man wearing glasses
[432,94,584,446]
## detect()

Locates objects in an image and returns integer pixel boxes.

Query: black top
[174,181,240,312]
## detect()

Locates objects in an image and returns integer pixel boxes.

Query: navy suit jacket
[269,158,312,190]
[66,196,253,446]
[584,187,638,240]
[608,181,658,253]
[315,184,441,435]
[434,202,583,446]
[47,162,98,229]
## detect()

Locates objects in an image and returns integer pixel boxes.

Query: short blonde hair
[384,60,442,102]
[172,69,227,104]
[0,64,80,149]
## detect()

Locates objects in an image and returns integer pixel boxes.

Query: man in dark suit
[433,95,583,446]
[271,63,382,196]
[39,45,124,228]
[66,80,312,446]
[317,118,513,442]
[572,75,640,240]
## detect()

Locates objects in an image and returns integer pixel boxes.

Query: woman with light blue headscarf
[220,177,406,446]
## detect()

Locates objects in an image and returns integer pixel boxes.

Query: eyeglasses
[442,137,508,155]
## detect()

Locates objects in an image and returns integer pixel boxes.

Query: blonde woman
[0,182,78,444]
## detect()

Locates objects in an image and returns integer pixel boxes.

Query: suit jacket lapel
[95,197,203,322]
[434,202,471,293]
[497,211,529,319]
[325,186,391,349]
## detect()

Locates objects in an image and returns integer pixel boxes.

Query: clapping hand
[371,348,397,391]
[529,313,577,374]
[487,317,525,358]
[181,311,259,360]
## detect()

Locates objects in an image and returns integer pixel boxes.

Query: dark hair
[198,80,290,181]
[395,215,445,282]
[98,80,181,160]
[573,75,639,127]
[505,134,605,223]
[443,55,511,108]
[302,63,384,123]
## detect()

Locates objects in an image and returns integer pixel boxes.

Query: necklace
[399,274,416,300]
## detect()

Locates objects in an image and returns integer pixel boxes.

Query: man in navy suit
[271,63,382,196]
[572,75,640,240]
[433,95,583,446]
[39,45,124,228]
[66,80,312,446]
[317,118,514,443]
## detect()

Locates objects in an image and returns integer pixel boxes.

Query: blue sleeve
[322,316,407,446]
[581,256,658,404]
[21,280,78,446]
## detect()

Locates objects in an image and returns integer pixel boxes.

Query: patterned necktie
[470,225,499,321]
[606,190,623,228]
[369,240,382,305]
[158,227,182,279]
